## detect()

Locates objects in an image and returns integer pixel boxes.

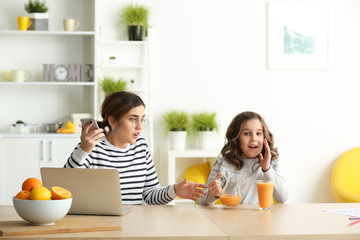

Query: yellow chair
[331,147,360,202]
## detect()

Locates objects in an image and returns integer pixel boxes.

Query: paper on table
[323,208,360,217]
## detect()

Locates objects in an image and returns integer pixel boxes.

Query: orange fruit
[29,187,52,200]
[51,186,72,200]
[22,177,42,192]
[14,190,31,200]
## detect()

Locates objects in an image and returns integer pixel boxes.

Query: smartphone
[80,118,99,131]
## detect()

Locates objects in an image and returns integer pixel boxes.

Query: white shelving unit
[96,39,153,147]
[0,0,96,204]
[0,0,155,204]
[160,149,219,205]
[0,0,97,132]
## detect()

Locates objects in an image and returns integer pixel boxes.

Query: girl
[65,91,206,205]
[198,111,288,205]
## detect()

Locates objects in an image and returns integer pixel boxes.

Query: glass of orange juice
[219,172,242,207]
[256,180,274,210]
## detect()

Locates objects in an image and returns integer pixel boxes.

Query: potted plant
[100,76,128,96]
[190,111,219,149]
[24,0,49,31]
[163,110,189,150]
[119,3,150,41]
[129,79,136,89]
[10,120,30,134]
[109,56,116,65]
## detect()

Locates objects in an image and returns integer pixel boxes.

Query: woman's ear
[108,116,115,129]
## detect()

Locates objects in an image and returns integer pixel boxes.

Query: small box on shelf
[70,113,93,133]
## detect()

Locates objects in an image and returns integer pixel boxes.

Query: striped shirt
[64,136,177,205]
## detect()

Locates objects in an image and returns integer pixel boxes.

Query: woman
[65,91,205,205]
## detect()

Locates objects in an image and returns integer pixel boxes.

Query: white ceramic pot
[28,13,49,31]
[109,58,117,65]
[198,131,215,150]
[169,131,187,150]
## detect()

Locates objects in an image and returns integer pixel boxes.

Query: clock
[54,65,69,81]
[43,64,93,82]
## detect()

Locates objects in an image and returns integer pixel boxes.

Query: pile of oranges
[14,177,72,201]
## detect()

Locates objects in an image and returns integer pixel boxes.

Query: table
[0,205,226,239]
[196,203,360,240]
[1,203,360,239]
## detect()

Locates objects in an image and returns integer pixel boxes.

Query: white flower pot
[109,58,117,65]
[9,124,30,134]
[169,131,187,150]
[28,13,49,31]
[198,131,215,150]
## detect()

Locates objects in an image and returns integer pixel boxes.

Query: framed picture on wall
[267,2,331,70]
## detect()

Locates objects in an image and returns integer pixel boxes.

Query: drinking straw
[348,219,360,226]
[349,217,360,220]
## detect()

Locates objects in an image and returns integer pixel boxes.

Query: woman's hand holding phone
[80,118,104,154]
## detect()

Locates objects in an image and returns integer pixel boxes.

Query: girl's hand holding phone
[259,138,271,172]
[80,119,104,154]
[208,172,223,198]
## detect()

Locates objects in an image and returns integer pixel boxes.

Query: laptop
[40,167,131,216]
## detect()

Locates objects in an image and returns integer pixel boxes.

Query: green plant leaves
[119,3,150,27]
[100,76,128,96]
[190,112,219,132]
[163,110,189,132]
[162,110,219,133]
[25,0,48,13]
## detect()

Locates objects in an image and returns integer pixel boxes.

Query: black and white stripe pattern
[64,136,175,205]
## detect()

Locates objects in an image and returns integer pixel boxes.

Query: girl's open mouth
[249,145,258,150]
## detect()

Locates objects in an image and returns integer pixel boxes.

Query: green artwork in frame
[267,2,331,70]
[284,27,316,54]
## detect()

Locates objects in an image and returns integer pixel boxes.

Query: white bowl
[13,197,72,225]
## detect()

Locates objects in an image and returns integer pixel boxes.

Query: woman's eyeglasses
[129,118,149,128]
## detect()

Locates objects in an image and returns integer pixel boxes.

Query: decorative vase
[28,13,49,31]
[169,131,187,150]
[127,25,143,41]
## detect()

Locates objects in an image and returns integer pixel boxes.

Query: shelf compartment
[98,64,146,69]
[0,30,95,36]
[0,82,95,86]
[97,40,148,45]
[0,133,81,139]
[161,149,219,185]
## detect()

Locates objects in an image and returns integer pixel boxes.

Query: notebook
[40,167,131,216]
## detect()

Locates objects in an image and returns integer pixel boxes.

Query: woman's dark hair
[98,91,145,130]
[220,111,279,170]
